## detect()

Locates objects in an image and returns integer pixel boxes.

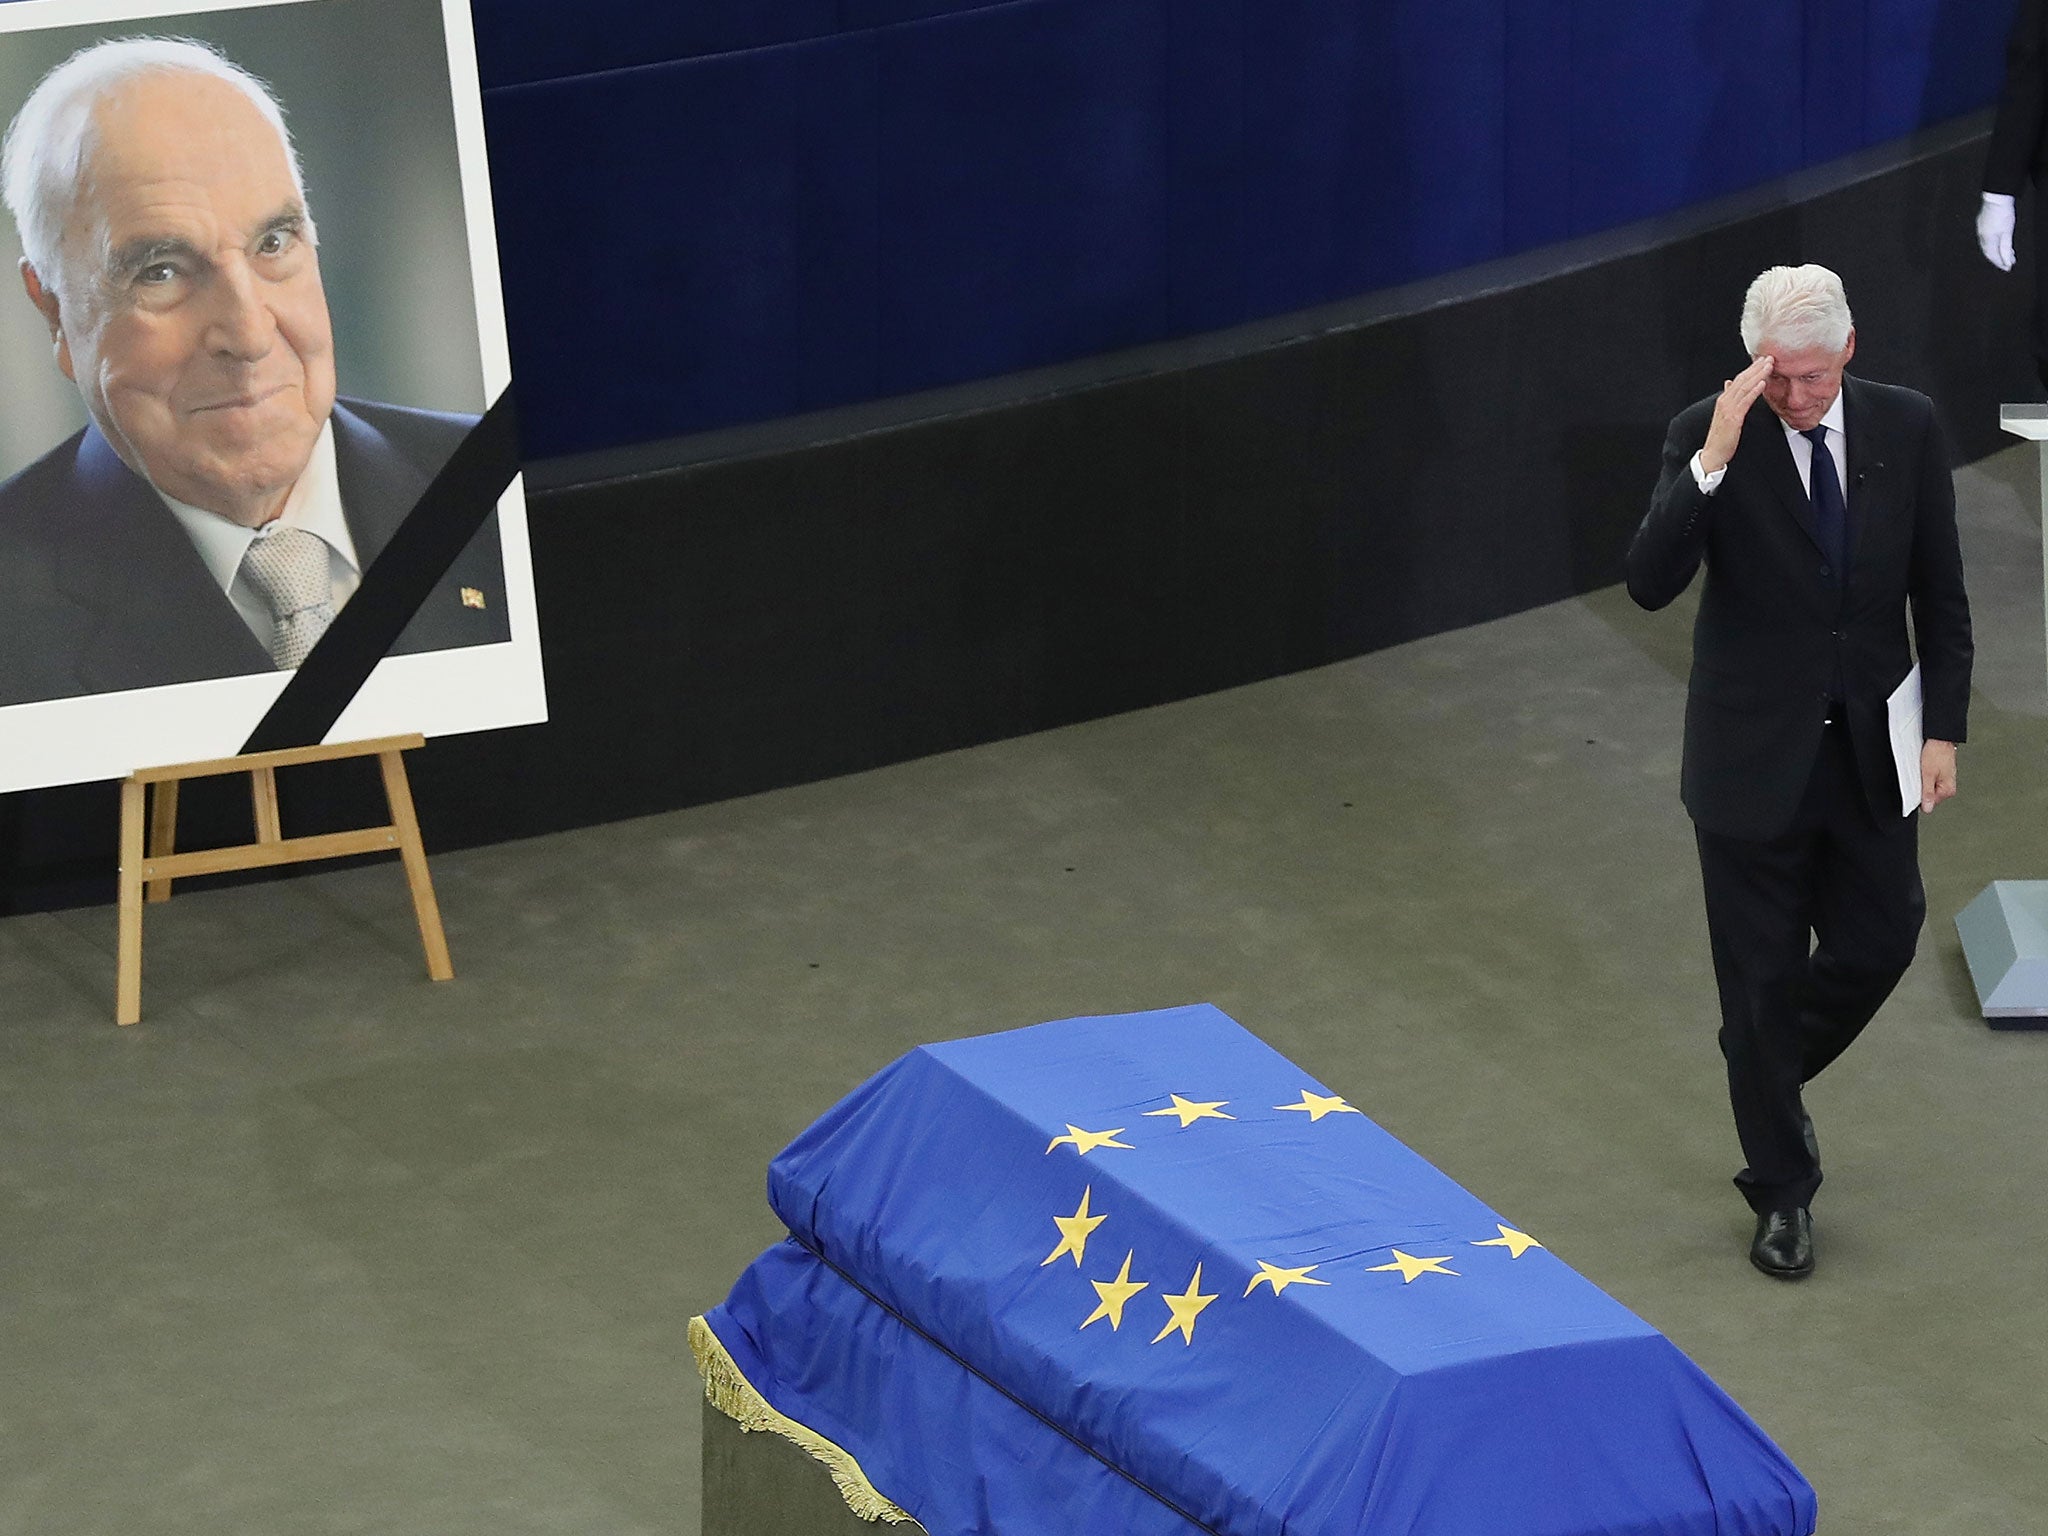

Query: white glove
[1979,193,2017,271]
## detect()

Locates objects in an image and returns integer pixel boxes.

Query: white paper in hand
[1888,663,1923,817]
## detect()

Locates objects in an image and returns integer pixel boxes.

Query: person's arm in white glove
[1980,192,2018,271]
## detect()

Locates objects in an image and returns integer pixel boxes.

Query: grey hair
[1739,264,1852,356]
[1,36,310,289]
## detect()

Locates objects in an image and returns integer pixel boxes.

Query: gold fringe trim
[690,1314,922,1528]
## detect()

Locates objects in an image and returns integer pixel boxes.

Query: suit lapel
[328,400,503,654]
[1840,375,1881,572]
[56,427,270,694]
[330,401,430,571]
[1743,404,1820,554]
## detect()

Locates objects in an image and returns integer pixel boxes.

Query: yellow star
[1080,1250,1148,1331]
[1041,1187,1109,1268]
[1244,1260,1331,1298]
[1143,1094,1235,1128]
[1045,1124,1133,1156]
[1472,1224,1542,1259]
[1368,1249,1458,1283]
[1274,1090,1361,1122]
[1150,1263,1218,1346]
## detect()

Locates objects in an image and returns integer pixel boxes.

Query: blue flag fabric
[699,1004,1818,1535]
[708,1239,1213,1534]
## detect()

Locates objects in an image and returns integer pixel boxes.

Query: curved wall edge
[528,113,2008,493]
[0,119,2032,914]
[480,0,2016,455]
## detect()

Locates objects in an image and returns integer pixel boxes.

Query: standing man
[1627,265,1972,1280]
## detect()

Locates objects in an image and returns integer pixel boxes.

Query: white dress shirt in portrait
[160,419,363,647]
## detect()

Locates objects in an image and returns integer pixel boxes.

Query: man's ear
[19,259,76,382]
[1841,326,1856,367]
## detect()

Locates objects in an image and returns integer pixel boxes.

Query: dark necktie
[1802,425,1846,577]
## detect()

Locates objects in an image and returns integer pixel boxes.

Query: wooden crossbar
[128,732,427,783]
[114,733,452,1025]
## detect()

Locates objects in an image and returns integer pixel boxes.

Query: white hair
[1,36,310,288]
[1739,264,1852,356]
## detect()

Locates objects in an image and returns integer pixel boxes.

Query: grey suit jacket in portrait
[0,397,512,708]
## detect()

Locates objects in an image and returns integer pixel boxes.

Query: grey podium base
[1955,881,2048,1027]
[702,1406,927,1536]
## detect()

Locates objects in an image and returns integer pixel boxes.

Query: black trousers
[1692,724,1923,1214]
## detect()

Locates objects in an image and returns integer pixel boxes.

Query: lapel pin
[460,587,487,610]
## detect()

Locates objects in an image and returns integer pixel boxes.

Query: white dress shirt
[1689,392,1847,500]
[160,420,362,646]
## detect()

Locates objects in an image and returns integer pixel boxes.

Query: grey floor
[7,444,2048,1535]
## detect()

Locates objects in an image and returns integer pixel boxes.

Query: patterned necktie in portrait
[239,526,338,669]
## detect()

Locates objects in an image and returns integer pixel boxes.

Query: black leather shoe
[1750,1207,1814,1279]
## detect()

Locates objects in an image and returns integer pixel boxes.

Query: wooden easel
[115,732,452,1026]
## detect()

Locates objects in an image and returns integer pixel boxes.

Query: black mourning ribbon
[241,389,520,755]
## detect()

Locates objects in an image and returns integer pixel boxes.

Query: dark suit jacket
[0,398,511,708]
[1626,376,1972,842]
[1987,0,2048,195]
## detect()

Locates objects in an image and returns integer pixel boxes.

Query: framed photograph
[0,0,542,792]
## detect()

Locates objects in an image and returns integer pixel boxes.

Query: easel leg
[117,778,147,1026]
[106,734,449,1026]
[251,766,282,845]
[378,749,453,982]
[146,780,180,903]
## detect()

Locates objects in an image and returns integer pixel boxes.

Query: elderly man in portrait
[1627,265,1972,1281]
[0,36,506,708]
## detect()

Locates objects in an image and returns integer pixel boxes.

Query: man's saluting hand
[1699,353,1775,476]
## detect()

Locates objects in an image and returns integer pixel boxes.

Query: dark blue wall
[477,0,2017,458]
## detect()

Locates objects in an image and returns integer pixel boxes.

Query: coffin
[694,1004,1816,1536]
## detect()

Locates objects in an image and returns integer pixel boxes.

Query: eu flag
[695,1004,1817,1534]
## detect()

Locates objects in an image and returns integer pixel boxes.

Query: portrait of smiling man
[0,34,508,708]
